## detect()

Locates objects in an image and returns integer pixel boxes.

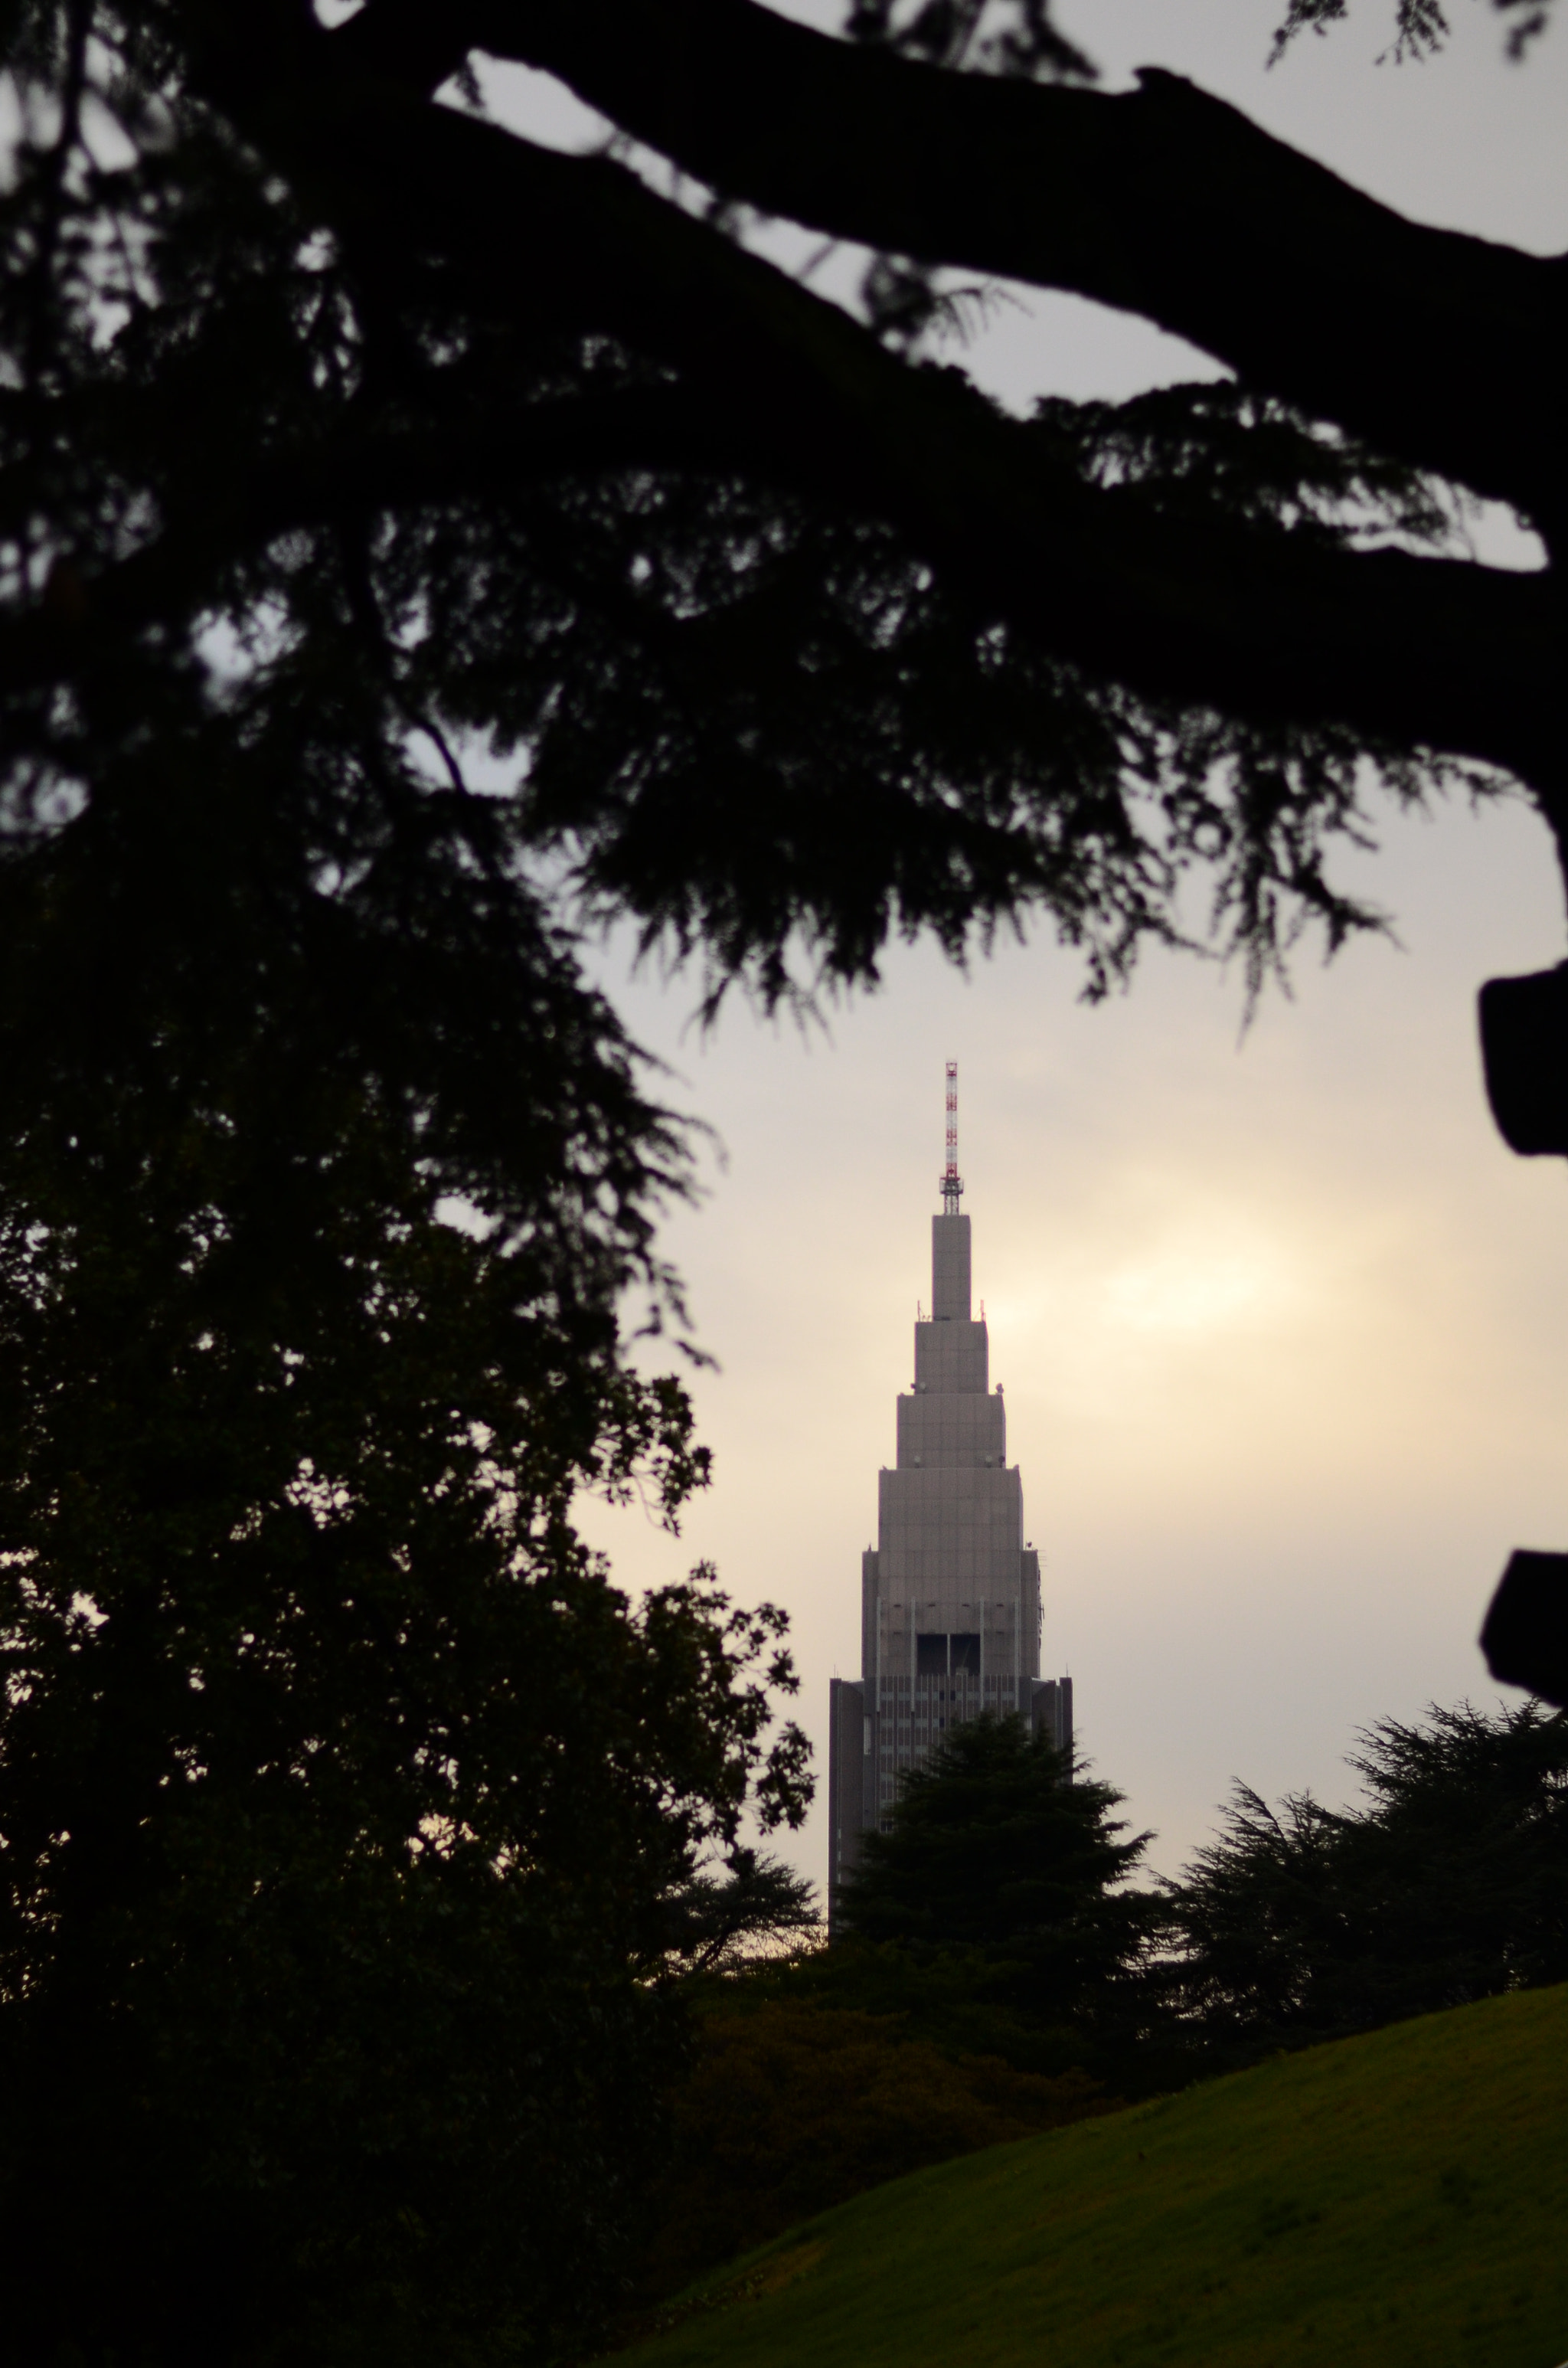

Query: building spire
[940,1058,964,1215]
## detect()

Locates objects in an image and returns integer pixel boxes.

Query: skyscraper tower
[828,1065,1073,1923]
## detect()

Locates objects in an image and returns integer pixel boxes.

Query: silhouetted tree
[656,1850,823,1980]
[836,1718,1157,2033]
[2,0,1560,1038]
[1,2,1562,2336]
[1167,1701,1568,2059]
[0,802,808,2367]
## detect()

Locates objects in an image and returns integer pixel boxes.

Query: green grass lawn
[618,1984,1568,2368]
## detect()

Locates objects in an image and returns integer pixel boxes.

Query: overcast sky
[506,0,1568,1889]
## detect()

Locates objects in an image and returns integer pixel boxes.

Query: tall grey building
[828,1068,1072,1925]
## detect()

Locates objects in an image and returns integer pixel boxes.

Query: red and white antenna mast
[940,1059,964,1214]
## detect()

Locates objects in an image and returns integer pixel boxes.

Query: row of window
[877,1680,1014,1704]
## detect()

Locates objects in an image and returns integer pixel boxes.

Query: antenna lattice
[940,1059,963,1214]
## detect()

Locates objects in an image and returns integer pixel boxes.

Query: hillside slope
[618,1984,1568,2368]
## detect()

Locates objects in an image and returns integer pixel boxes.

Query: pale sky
[528,0,1568,1889]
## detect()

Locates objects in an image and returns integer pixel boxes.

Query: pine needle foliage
[1165,1700,1568,2059]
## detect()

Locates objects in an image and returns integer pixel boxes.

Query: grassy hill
[617,1984,1568,2368]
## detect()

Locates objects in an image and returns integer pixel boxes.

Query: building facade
[828,1114,1072,1925]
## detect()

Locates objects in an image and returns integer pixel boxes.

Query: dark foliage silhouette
[640,2002,1111,2301]
[822,1717,1163,2077]
[1166,1701,1568,2059]
[0,803,808,2366]
[2,2,1563,2350]
[2,0,1560,1029]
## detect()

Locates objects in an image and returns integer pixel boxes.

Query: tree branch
[8,122,1557,810]
[185,31,1562,793]
[372,0,1568,535]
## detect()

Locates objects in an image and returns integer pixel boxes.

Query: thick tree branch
[178,25,1563,795]
[11,65,1560,803]
[358,0,1567,537]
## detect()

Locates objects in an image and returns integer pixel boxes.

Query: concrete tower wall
[877,1465,1023,1590]
[1033,1674,1074,1757]
[896,1390,1004,1467]
[914,1320,988,1395]
[861,1549,880,1701]
[827,1676,867,1904]
[1020,1545,1042,1681]
[931,1213,970,1320]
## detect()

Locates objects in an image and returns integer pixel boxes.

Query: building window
[916,1630,982,1679]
